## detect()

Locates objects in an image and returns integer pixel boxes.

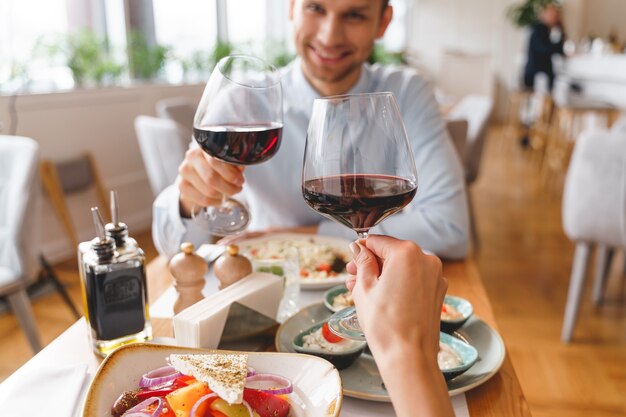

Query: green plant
[368,44,406,65]
[507,0,560,28]
[127,31,169,80]
[36,30,123,87]
[262,41,295,68]
[209,41,235,70]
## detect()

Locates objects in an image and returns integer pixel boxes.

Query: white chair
[134,116,189,196]
[561,128,626,342]
[446,119,469,163]
[447,95,494,247]
[0,135,43,353]
[156,97,195,135]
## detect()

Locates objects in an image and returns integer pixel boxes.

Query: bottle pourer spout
[91,207,106,242]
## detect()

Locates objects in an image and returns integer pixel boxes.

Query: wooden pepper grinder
[169,242,207,314]
[213,244,252,289]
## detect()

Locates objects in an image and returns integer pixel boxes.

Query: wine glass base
[327,306,366,341]
[206,198,250,236]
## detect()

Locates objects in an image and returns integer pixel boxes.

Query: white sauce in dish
[438,342,463,370]
[302,328,362,353]
[332,292,354,309]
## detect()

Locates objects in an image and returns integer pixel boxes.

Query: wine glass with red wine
[302,92,417,340]
[193,55,283,235]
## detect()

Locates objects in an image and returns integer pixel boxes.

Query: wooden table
[146,256,532,417]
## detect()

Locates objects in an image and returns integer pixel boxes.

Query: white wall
[406,0,527,120]
[582,0,626,40]
[405,0,608,120]
[0,83,203,262]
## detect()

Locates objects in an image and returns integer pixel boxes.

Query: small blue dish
[440,295,473,333]
[439,332,478,380]
[323,285,351,313]
[293,322,366,370]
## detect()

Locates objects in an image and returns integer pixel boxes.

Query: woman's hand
[177,147,245,218]
[345,235,453,417]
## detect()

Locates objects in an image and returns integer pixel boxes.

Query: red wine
[303,174,417,233]
[194,123,282,165]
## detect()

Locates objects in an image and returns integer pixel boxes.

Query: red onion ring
[247,366,256,377]
[122,397,163,417]
[245,373,293,395]
[189,393,218,417]
[140,366,181,388]
[243,400,255,417]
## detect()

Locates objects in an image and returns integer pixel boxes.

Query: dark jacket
[524,22,565,89]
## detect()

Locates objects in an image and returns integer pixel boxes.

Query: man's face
[290,0,392,95]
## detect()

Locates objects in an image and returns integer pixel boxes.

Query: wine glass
[302,92,418,340]
[193,55,283,235]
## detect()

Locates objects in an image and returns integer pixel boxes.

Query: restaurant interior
[0,0,625,416]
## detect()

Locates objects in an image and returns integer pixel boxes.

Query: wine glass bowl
[193,55,283,235]
[302,92,417,339]
[302,92,417,240]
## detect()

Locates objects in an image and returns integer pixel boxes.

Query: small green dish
[323,285,351,313]
[440,332,478,380]
[293,322,366,370]
[441,295,473,333]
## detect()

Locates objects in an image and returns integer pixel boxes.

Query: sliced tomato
[316,263,332,273]
[321,322,343,343]
[243,389,290,417]
[300,268,309,277]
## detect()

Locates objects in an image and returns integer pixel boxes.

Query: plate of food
[275,303,506,401]
[239,233,351,290]
[82,343,342,417]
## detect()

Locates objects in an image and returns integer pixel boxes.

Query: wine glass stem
[357,231,368,241]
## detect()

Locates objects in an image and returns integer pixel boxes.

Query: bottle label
[104,275,140,304]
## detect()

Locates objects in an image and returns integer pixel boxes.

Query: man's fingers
[179,180,222,209]
[206,154,245,188]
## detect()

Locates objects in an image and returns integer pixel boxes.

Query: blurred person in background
[523,3,565,92]
[153,0,469,259]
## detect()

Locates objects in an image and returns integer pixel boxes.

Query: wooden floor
[1,126,624,416]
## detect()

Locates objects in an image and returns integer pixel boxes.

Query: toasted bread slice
[169,353,248,404]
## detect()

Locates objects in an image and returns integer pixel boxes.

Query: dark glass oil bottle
[81,206,151,357]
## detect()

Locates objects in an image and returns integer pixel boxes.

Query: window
[153,0,217,58]
[0,0,69,92]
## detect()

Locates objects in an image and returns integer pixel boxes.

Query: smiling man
[152,0,470,259]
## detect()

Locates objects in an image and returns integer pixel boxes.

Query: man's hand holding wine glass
[177,147,244,218]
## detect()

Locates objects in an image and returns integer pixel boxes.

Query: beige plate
[82,343,342,417]
[276,303,506,401]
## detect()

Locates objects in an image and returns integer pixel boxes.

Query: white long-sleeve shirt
[153,59,469,259]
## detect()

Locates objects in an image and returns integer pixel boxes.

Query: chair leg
[562,242,591,343]
[592,246,614,306]
[467,189,479,251]
[39,255,81,319]
[7,289,43,353]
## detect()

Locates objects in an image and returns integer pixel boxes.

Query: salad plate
[238,233,352,290]
[82,343,342,417]
[275,303,506,401]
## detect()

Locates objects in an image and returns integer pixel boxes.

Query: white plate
[238,233,352,290]
[275,303,506,401]
[82,343,342,417]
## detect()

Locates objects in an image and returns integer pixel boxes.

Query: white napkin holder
[172,272,283,349]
